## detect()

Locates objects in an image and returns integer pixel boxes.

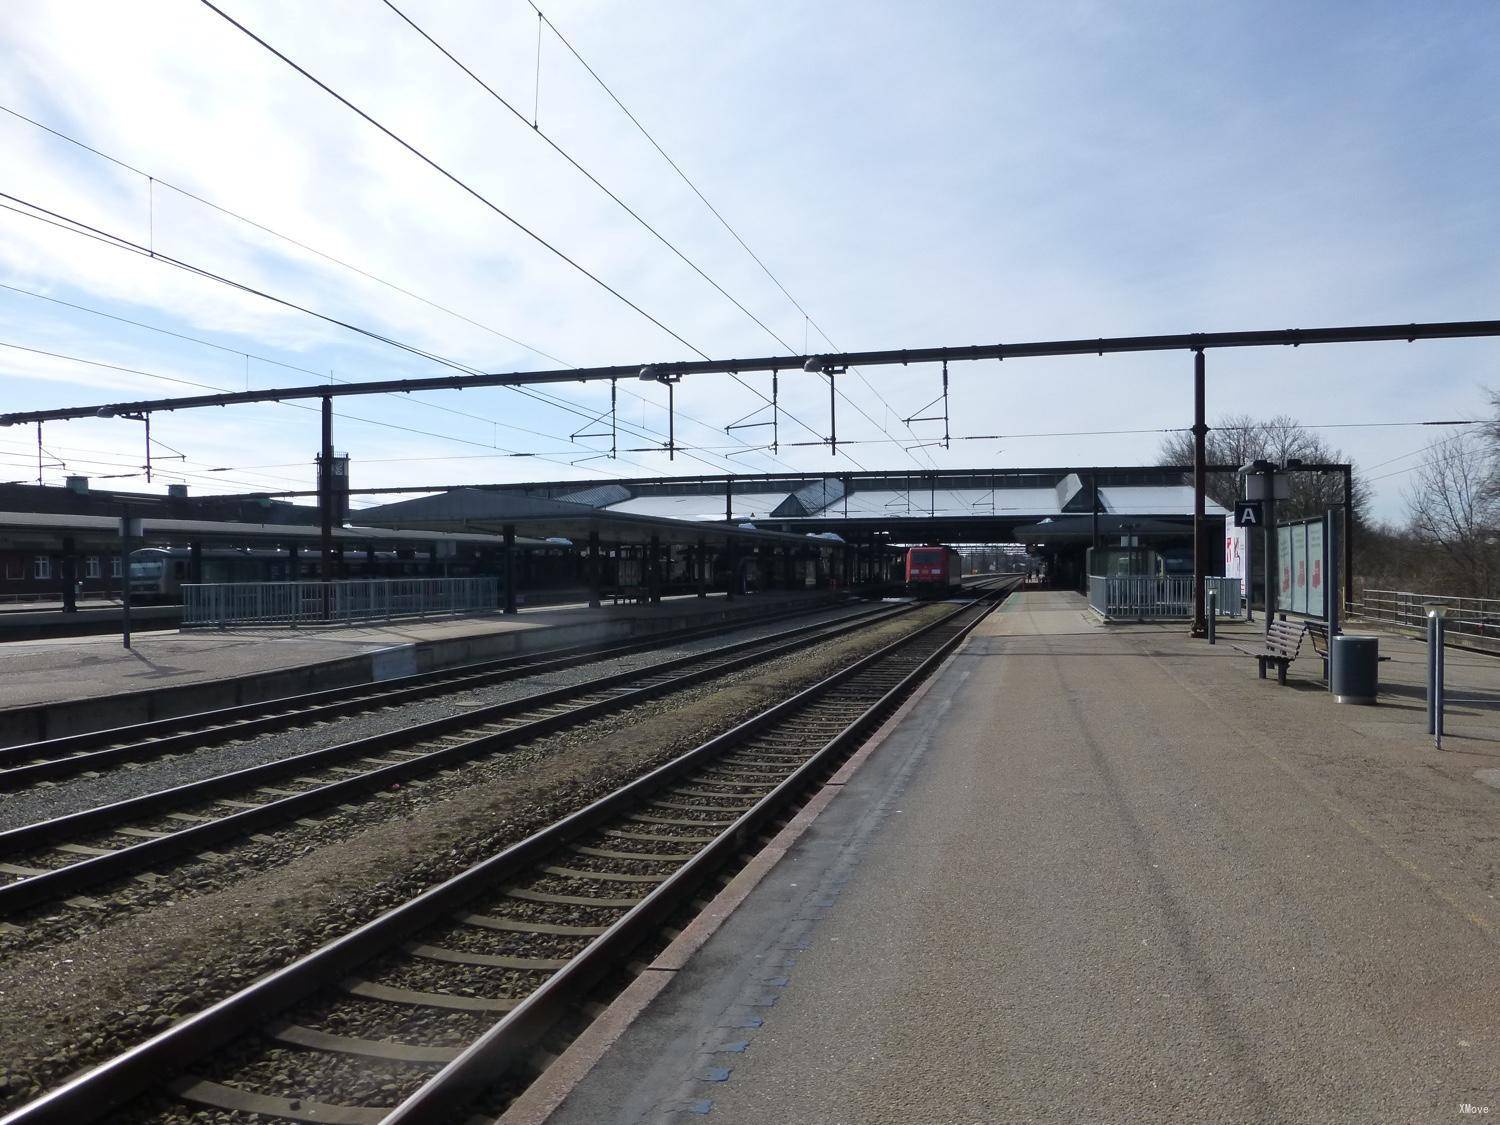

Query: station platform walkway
[536,591,1500,1125]
[0,590,839,746]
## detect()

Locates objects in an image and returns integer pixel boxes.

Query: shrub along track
[1,583,1010,1125]
[0,601,910,923]
[0,596,991,1116]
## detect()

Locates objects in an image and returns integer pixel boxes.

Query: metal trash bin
[1332,635,1379,704]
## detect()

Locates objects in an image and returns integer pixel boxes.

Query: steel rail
[384,586,1007,1123]
[0,579,1013,1125]
[0,601,914,914]
[2,320,1497,424]
[0,598,849,787]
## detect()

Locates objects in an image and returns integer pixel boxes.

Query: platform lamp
[1239,459,1291,636]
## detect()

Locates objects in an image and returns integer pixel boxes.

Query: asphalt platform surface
[547,591,1500,1125]
[0,590,825,711]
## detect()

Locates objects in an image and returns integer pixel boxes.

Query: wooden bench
[1306,621,1331,679]
[1235,619,1309,685]
[1305,621,1391,680]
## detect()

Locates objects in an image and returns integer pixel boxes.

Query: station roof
[395,468,1235,547]
[353,488,830,550]
[0,510,546,552]
[603,492,808,522]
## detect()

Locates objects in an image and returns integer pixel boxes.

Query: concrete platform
[0,591,840,746]
[537,591,1500,1124]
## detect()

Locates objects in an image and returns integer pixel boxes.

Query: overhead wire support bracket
[899,360,951,449]
[34,422,64,484]
[723,367,780,453]
[568,377,619,458]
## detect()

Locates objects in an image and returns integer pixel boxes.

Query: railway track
[1,577,1013,1125]
[0,598,856,789]
[0,598,919,917]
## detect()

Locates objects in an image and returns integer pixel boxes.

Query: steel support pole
[725,536,737,600]
[503,524,517,614]
[588,531,601,609]
[318,396,334,622]
[1264,489,1279,639]
[119,509,132,650]
[648,535,661,604]
[1342,465,1354,608]
[61,536,77,613]
[319,395,334,581]
[1089,470,1100,574]
[696,536,707,598]
[1190,350,1208,636]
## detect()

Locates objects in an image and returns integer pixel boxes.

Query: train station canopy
[354,488,832,551]
[355,469,1234,548]
[0,510,544,553]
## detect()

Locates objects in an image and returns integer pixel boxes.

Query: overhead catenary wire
[374,0,844,465]
[0,191,764,479]
[195,0,867,472]
[0,130,807,476]
[522,0,931,469]
[0,106,795,469]
[0,281,700,459]
[195,0,711,362]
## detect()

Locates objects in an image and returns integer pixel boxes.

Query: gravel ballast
[0,602,949,1115]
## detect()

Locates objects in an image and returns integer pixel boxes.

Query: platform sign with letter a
[1233,500,1264,528]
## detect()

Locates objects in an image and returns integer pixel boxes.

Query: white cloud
[0,0,1494,519]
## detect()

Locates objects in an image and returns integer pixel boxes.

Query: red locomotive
[904,545,962,596]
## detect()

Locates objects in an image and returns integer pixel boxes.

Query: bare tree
[1404,432,1499,597]
[1159,413,1370,524]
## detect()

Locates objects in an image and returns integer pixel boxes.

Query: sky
[0,0,1496,522]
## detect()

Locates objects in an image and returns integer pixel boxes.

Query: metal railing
[1088,575,1242,621]
[1350,588,1499,643]
[182,578,500,628]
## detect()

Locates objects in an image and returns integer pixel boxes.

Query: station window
[85,556,101,578]
[33,556,52,580]
[2,559,21,581]
[110,557,122,578]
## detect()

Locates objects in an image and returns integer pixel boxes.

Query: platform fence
[182,577,499,628]
[1088,575,1242,622]
[1350,588,1500,651]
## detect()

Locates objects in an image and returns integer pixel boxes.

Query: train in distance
[904,545,962,597]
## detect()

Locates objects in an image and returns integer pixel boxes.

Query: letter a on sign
[1234,500,1263,527]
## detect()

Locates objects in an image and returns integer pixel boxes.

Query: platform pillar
[725,536,737,601]
[648,535,662,604]
[588,532,601,608]
[61,536,77,613]
[1190,349,1208,637]
[190,540,204,584]
[696,536,707,598]
[503,524,517,614]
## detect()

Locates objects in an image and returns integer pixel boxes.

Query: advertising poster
[1277,525,1293,612]
[1291,524,1308,615]
[1306,520,1325,618]
[1223,525,1249,589]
